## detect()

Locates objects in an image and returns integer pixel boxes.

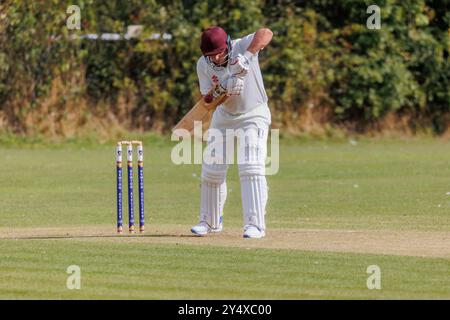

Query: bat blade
[173,93,227,136]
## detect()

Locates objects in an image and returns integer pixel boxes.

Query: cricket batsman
[191,26,273,238]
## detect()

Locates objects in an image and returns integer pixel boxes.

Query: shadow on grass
[2,234,199,240]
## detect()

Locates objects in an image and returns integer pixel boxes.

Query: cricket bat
[172,91,227,136]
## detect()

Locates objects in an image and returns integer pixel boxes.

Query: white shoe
[191,222,222,236]
[243,226,265,239]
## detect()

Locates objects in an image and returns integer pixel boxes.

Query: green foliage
[0,0,448,136]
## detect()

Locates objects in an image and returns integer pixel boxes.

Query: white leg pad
[240,175,268,232]
[200,181,227,229]
[199,163,228,230]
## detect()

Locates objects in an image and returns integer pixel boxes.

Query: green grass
[1,136,449,230]
[0,136,449,299]
[0,240,449,299]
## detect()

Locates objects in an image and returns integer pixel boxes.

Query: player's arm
[228,28,273,79]
[197,57,213,94]
[196,58,232,104]
[246,28,273,54]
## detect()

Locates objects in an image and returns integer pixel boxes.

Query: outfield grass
[0,240,449,299]
[0,136,449,299]
[1,136,449,230]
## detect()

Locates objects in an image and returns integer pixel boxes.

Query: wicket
[116,140,145,233]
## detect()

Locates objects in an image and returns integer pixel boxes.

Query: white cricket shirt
[196,33,268,114]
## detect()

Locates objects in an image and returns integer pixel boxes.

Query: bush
[0,0,448,136]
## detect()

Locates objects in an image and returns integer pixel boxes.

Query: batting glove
[212,82,227,99]
[225,76,244,96]
[229,51,253,79]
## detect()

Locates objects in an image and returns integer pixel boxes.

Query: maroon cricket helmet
[200,26,229,56]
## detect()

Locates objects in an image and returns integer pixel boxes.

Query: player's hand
[229,53,250,79]
[212,83,227,99]
[215,76,244,98]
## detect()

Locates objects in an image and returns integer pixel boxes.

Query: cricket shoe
[191,222,223,236]
[243,226,265,239]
